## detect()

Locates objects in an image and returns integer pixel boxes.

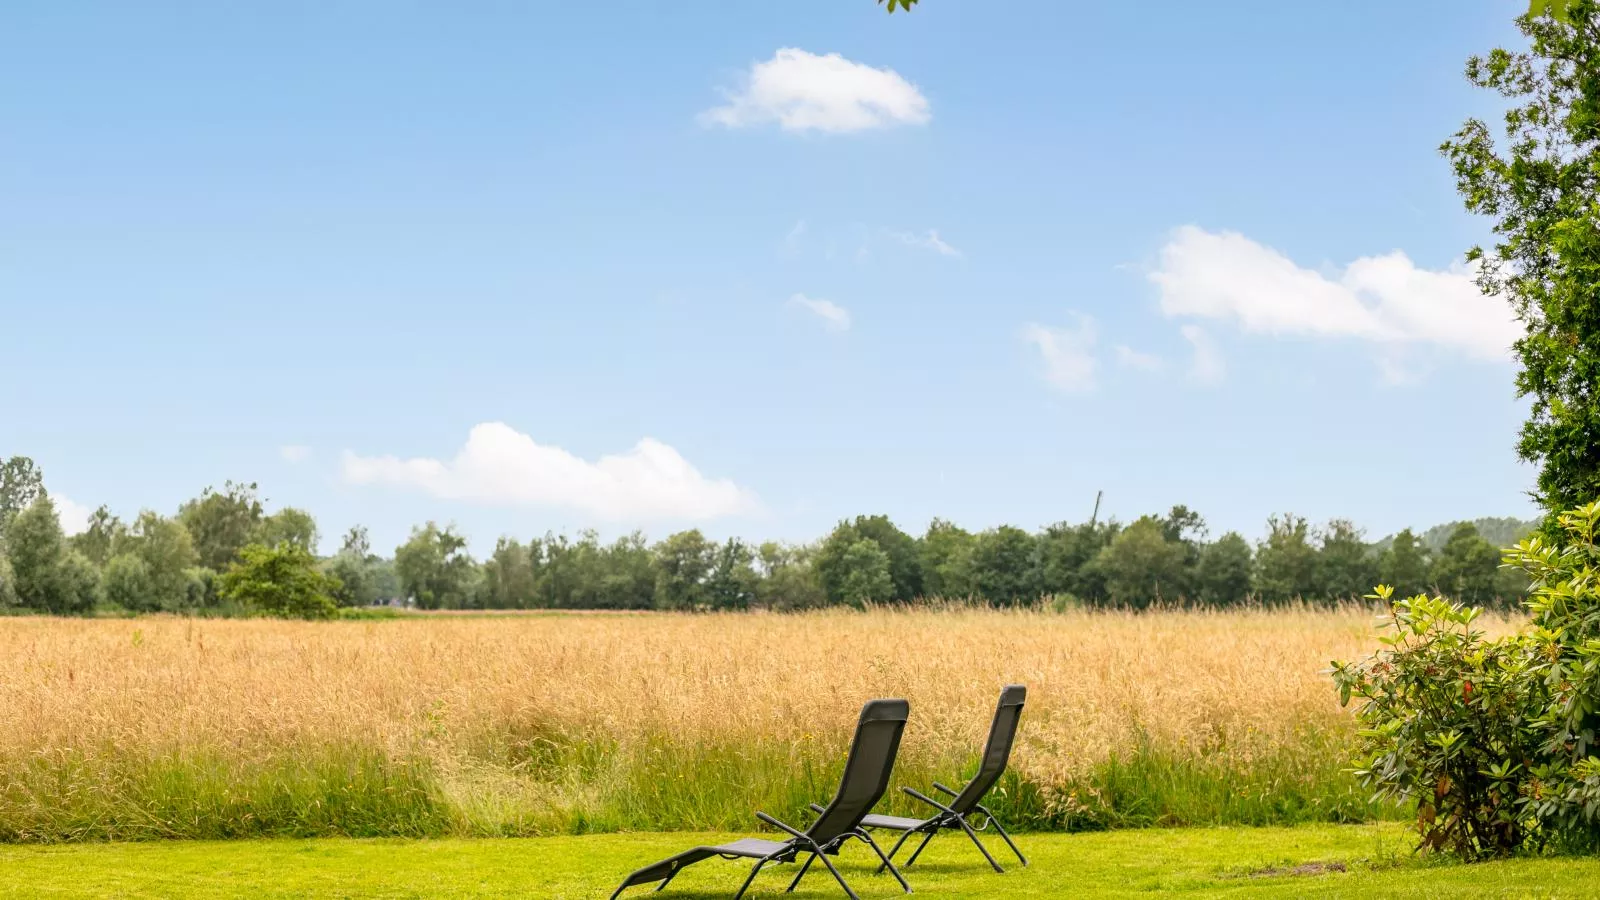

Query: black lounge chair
[849,685,1028,874]
[609,698,914,900]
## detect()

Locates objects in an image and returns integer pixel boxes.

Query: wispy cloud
[1180,325,1225,385]
[889,229,962,259]
[1114,345,1164,373]
[1022,315,1097,393]
[783,219,807,255]
[280,445,313,464]
[1150,226,1518,365]
[342,423,759,522]
[700,48,930,133]
[789,293,852,331]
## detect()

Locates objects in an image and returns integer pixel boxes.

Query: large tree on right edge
[1444,3,1600,517]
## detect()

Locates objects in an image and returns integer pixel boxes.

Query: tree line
[0,455,1534,617]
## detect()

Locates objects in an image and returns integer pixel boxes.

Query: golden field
[0,606,1462,841]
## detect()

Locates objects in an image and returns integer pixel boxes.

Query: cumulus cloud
[1022,316,1097,393]
[1149,226,1518,361]
[280,445,312,464]
[700,48,930,133]
[1114,345,1164,373]
[1180,325,1226,385]
[54,494,93,537]
[889,229,962,258]
[342,423,758,522]
[790,293,852,331]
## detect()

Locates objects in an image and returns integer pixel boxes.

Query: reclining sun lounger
[609,698,914,900]
[851,685,1028,874]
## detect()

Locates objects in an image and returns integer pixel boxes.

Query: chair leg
[954,817,1005,873]
[986,815,1027,867]
[654,863,681,892]
[785,852,817,893]
[854,831,912,893]
[877,829,914,874]
[814,848,862,900]
[902,830,937,868]
[732,859,768,900]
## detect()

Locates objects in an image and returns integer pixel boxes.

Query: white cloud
[54,494,92,537]
[1180,325,1226,385]
[1022,316,1097,393]
[341,423,758,522]
[1114,345,1165,373]
[700,48,930,133]
[280,445,312,464]
[1149,226,1518,361]
[889,229,962,258]
[783,219,807,254]
[790,293,852,331]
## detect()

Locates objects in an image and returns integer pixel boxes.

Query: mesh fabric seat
[609,698,913,900]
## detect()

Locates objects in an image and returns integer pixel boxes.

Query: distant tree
[1195,532,1254,606]
[1037,520,1119,604]
[9,495,98,614]
[970,525,1041,605]
[394,522,474,609]
[1444,3,1600,520]
[836,539,895,607]
[705,538,758,611]
[218,542,339,619]
[0,456,43,538]
[1095,516,1190,608]
[71,505,124,567]
[0,549,16,608]
[178,481,265,571]
[1255,514,1319,603]
[103,553,153,611]
[816,516,923,604]
[112,511,201,611]
[1430,523,1504,605]
[1378,528,1432,599]
[255,507,318,553]
[598,533,658,610]
[340,525,372,559]
[920,518,977,598]
[1316,519,1379,602]
[478,537,537,609]
[653,529,714,611]
[755,541,827,610]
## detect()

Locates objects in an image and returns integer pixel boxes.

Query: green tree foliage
[321,526,382,608]
[816,515,923,604]
[479,537,538,610]
[705,538,758,611]
[9,495,99,614]
[1037,520,1119,603]
[1378,528,1432,599]
[970,525,1040,605]
[1316,519,1378,602]
[1255,514,1319,603]
[919,518,977,598]
[71,505,124,567]
[836,539,894,607]
[1095,516,1190,608]
[178,482,265,571]
[255,507,318,553]
[109,511,200,611]
[879,0,917,10]
[754,541,826,610]
[652,529,713,611]
[0,550,16,608]
[1430,523,1505,606]
[1195,532,1254,606]
[394,522,474,610]
[217,542,339,619]
[0,456,44,535]
[1443,2,1600,518]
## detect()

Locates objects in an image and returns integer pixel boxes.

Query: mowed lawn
[4,824,1599,899]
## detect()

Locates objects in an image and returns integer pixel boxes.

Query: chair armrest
[902,786,959,815]
[808,803,827,815]
[755,812,810,842]
[932,782,959,798]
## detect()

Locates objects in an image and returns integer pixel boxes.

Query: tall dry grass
[0,606,1453,842]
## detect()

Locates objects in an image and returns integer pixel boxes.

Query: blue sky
[1,0,1538,554]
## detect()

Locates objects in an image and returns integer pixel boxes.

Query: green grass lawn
[3,823,1597,899]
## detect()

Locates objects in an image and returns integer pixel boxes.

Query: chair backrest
[805,698,910,844]
[948,685,1026,814]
